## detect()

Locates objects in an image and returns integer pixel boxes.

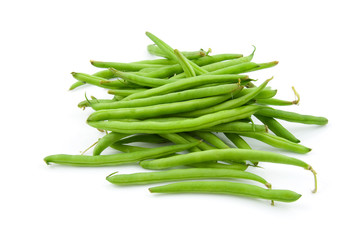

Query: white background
[1,0,359,239]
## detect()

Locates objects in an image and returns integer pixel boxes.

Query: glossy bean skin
[91,60,167,71]
[256,107,328,125]
[93,132,130,156]
[110,143,149,153]
[238,132,310,154]
[87,94,234,121]
[255,114,300,143]
[69,69,115,90]
[177,78,271,117]
[44,142,199,166]
[149,181,301,203]
[94,84,240,110]
[112,69,176,87]
[159,133,203,152]
[177,133,216,151]
[87,105,262,134]
[225,133,252,149]
[115,134,168,145]
[203,62,259,75]
[78,99,116,109]
[122,74,248,101]
[256,98,295,106]
[107,89,147,97]
[238,88,277,99]
[71,72,131,89]
[106,168,270,188]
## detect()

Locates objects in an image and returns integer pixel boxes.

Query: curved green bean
[87,105,262,134]
[224,133,252,149]
[106,168,271,188]
[256,107,328,125]
[93,132,130,156]
[202,121,267,133]
[87,94,234,121]
[94,84,240,110]
[255,114,300,143]
[193,132,231,149]
[122,74,249,101]
[44,142,200,166]
[115,134,168,145]
[149,181,301,203]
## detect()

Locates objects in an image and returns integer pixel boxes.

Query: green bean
[71,72,131,89]
[203,121,267,133]
[149,181,301,203]
[256,98,295,106]
[122,74,248,101]
[159,133,202,152]
[203,62,259,75]
[106,168,271,188]
[188,162,248,171]
[224,133,252,149]
[147,44,207,60]
[95,84,240,110]
[256,107,328,125]
[87,105,262,134]
[111,69,176,87]
[78,99,116,109]
[44,141,200,167]
[140,148,317,192]
[132,58,177,65]
[255,114,300,143]
[239,88,277,99]
[145,32,207,75]
[193,132,231,149]
[93,132,130,156]
[87,94,234,121]
[177,78,271,117]
[170,46,255,80]
[91,60,167,71]
[238,132,310,153]
[108,88,147,97]
[177,133,216,151]
[115,134,168,145]
[245,61,279,72]
[174,49,196,77]
[139,53,244,78]
[110,143,148,153]
[69,69,115,90]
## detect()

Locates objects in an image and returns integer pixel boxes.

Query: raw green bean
[115,134,168,145]
[145,32,208,75]
[87,105,262,134]
[203,121,267,133]
[87,94,234,121]
[108,88,147,97]
[245,61,279,72]
[111,69,176,87]
[122,74,248,101]
[159,133,202,152]
[139,53,244,78]
[93,132,130,156]
[174,49,196,77]
[203,62,259,75]
[188,162,248,171]
[78,99,116,109]
[140,148,317,192]
[177,78,271,117]
[69,69,115,90]
[149,181,301,203]
[110,143,148,153]
[224,133,252,149]
[71,72,131,89]
[132,58,176,65]
[193,132,231,149]
[239,88,277,99]
[256,107,328,125]
[256,98,295,106]
[44,142,200,166]
[91,60,167,71]
[147,44,207,60]
[170,46,255,79]
[238,132,310,153]
[177,133,216,151]
[94,84,240,110]
[255,114,300,143]
[106,168,271,188]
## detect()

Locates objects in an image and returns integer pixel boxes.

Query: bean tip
[106,171,118,181]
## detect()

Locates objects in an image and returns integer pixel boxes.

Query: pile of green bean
[44,32,328,205]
